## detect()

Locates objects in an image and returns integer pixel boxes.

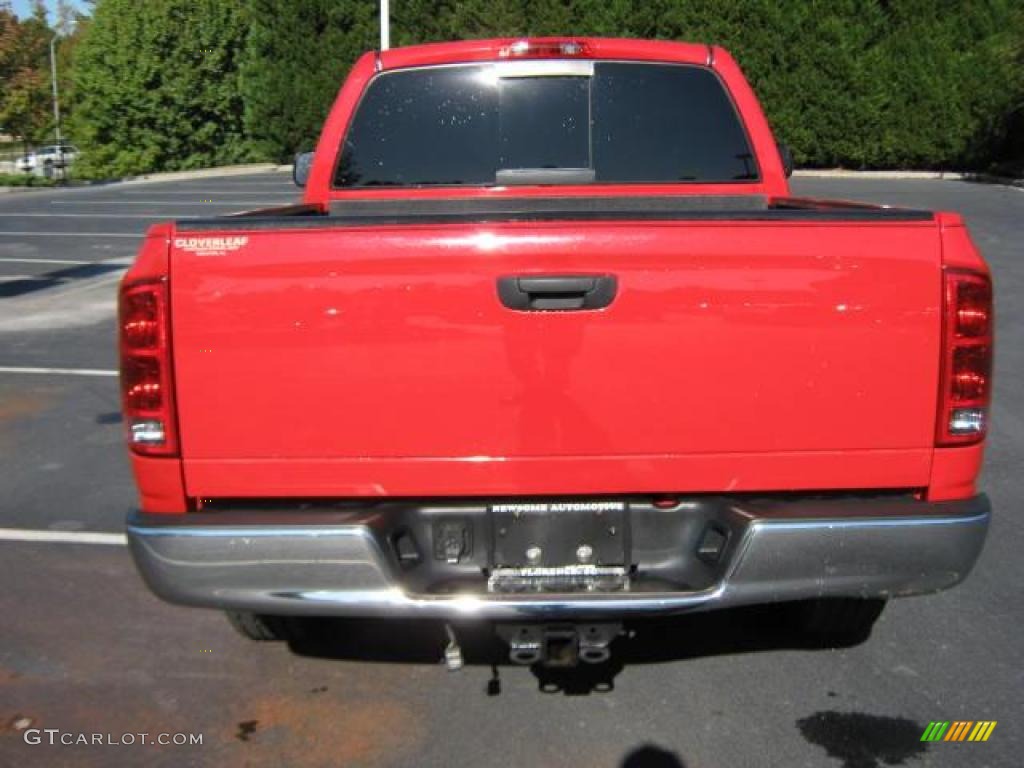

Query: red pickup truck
[122,38,992,666]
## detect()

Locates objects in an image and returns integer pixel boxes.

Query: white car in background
[16,144,80,174]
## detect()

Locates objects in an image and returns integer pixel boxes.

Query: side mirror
[293,152,314,188]
[778,143,794,178]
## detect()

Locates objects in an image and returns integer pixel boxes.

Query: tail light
[937,269,993,445]
[119,279,178,456]
[499,39,589,58]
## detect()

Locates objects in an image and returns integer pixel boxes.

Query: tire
[796,598,886,645]
[225,611,301,642]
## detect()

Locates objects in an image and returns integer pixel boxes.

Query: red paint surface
[169,219,943,496]
[122,38,991,510]
[129,454,187,513]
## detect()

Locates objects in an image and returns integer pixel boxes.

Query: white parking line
[79,191,296,197]
[164,183,292,189]
[0,213,199,219]
[0,528,126,545]
[166,188,293,194]
[0,366,118,376]
[177,181,292,186]
[51,200,292,206]
[0,257,90,265]
[0,232,142,238]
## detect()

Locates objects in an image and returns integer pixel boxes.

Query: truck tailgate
[170,218,941,497]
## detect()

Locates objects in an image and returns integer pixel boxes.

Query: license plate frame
[490,500,628,569]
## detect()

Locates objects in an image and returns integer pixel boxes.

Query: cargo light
[119,280,178,456]
[498,39,589,59]
[937,270,993,445]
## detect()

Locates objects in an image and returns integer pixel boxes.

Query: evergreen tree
[239,0,377,163]
[52,0,1024,175]
[70,0,250,178]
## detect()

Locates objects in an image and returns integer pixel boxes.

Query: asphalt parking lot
[0,172,1021,767]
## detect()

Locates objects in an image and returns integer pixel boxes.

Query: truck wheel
[796,598,886,644]
[225,611,300,642]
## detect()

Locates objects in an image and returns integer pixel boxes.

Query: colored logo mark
[921,721,997,742]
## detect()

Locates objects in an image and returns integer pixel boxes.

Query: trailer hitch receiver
[498,623,621,667]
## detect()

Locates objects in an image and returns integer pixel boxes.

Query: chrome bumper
[127,495,990,620]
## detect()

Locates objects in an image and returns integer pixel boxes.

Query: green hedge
[69,0,253,179]
[0,173,56,187]
[71,0,1024,176]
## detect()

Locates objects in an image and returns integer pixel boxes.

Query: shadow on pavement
[796,711,928,768]
[286,603,872,696]
[959,172,1023,189]
[0,263,124,299]
[621,744,687,768]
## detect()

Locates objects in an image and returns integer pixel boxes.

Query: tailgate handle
[498,275,617,311]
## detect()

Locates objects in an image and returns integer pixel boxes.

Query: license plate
[490,500,627,568]
[488,565,629,593]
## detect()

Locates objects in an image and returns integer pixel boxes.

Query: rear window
[334,62,758,188]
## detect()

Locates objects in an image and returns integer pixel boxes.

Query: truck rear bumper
[127,494,990,620]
